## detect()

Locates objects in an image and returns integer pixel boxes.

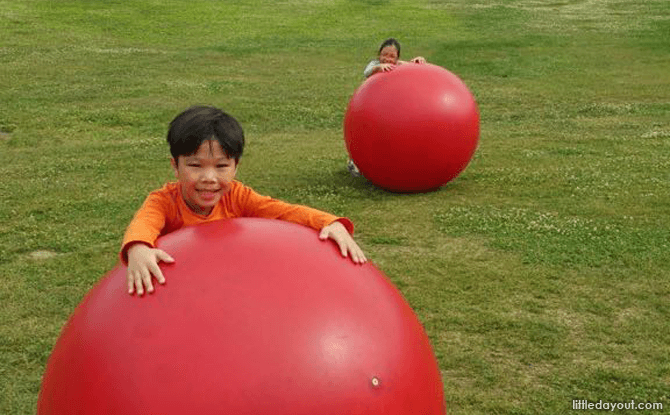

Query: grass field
[1,0,669,414]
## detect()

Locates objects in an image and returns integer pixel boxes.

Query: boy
[122,105,366,296]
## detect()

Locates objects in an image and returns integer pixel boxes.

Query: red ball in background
[38,219,445,415]
[344,63,479,193]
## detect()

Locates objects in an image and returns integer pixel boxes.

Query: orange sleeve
[119,181,355,264]
[119,188,177,264]
[232,183,354,234]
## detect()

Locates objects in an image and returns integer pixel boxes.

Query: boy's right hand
[126,243,175,295]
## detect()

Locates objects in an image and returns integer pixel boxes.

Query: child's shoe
[347,159,361,177]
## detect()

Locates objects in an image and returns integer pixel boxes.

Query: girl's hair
[167,105,245,163]
[379,38,401,57]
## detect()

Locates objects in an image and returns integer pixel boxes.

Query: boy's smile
[171,140,237,216]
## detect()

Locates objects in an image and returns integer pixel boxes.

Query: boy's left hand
[319,221,367,264]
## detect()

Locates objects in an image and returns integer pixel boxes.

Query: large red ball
[38,219,445,415]
[344,63,479,192]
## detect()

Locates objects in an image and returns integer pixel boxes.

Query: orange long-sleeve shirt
[120,181,354,263]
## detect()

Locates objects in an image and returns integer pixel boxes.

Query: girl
[363,37,427,78]
[348,38,428,177]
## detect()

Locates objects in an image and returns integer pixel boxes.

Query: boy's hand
[319,221,367,264]
[410,56,427,64]
[126,243,175,295]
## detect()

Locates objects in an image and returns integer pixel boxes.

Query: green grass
[1,0,669,413]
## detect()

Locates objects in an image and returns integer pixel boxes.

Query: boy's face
[171,140,237,216]
[379,45,399,64]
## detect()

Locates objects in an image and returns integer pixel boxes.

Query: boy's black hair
[167,105,244,163]
[379,38,401,58]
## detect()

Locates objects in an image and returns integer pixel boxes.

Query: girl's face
[379,45,399,64]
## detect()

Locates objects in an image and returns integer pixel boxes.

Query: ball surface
[38,219,445,415]
[344,63,479,192]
